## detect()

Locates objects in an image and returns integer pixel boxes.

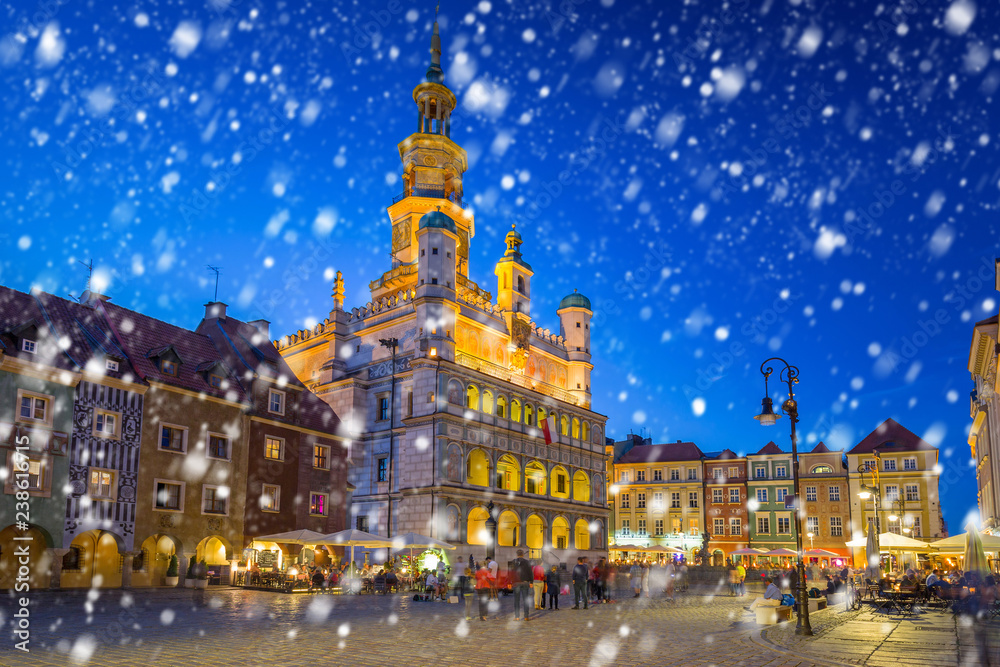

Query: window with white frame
[688,519,699,536]
[911,517,922,536]
[777,517,791,534]
[755,467,766,479]
[21,339,37,354]
[620,519,630,535]
[154,480,184,511]
[671,492,681,508]
[264,436,284,460]
[714,518,725,535]
[729,487,740,503]
[903,457,917,471]
[636,470,646,482]
[268,389,285,415]
[805,486,817,501]
[654,519,664,536]
[93,409,120,438]
[653,469,662,481]
[309,492,327,516]
[756,488,768,503]
[670,468,679,481]
[652,492,663,508]
[775,465,787,478]
[729,466,739,478]
[730,518,743,535]
[883,459,897,471]
[637,518,646,534]
[713,468,724,480]
[712,488,724,503]
[776,488,787,502]
[202,485,228,515]
[207,433,230,460]
[261,484,280,512]
[905,484,919,502]
[106,359,119,372]
[159,424,187,453]
[637,492,646,509]
[688,492,699,508]
[687,468,697,480]
[313,445,330,469]
[619,470,629,483]
[88,469,116,500]
[884,485,899,502]
[620,493,629,509]
[830,516,843,536]
[16,390,52,425]
[757,517,770,534]
[863,459,876,471]
[806,516,819,534]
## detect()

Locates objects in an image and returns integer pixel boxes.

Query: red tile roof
[98,301,247,403]
[751,441,786,456]
[0,287,77,371]
[848,418,935,454]
[617,441,704,464]
[808,441,832,454]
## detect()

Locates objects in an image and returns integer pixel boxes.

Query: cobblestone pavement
[3,586,993,667]
[758,600,1000,667]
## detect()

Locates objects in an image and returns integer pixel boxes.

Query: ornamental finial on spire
[426,6,444,84]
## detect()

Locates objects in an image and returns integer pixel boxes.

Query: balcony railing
[392,188,467,209]
[455,352,582,406]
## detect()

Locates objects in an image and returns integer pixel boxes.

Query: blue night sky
[1,0,998,534]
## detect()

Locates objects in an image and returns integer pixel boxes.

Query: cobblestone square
[4,586,999,667]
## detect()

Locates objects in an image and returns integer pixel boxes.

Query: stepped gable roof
[752,441,786,456]
[100,301,247,403]
[616,440,704,464]
[848,418,935,454]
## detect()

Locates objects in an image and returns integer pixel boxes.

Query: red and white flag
[542,414,556,445]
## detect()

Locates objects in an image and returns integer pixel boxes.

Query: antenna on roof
[207,265,222,302]
[78,259,94,291]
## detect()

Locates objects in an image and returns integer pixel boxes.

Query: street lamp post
[485,500,497,562]
[753,357,812,636]
[857,453,882,571]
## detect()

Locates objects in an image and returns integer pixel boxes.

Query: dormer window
[21,339,36,354]
[268,389,285,415]
[161,359,178,376]
[209,374,223,388]
[106,359,119,372]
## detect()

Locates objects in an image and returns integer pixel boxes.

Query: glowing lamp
[753,397,780,426]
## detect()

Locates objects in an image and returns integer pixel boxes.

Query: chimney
[205,302,228,320]
[248,319,270,337]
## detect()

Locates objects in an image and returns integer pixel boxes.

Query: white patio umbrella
[930,531,1000,553]
[253,529,327,545]
[865,519,881,581]
[314,529,395,574]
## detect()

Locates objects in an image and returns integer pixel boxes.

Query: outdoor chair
[373,575,387,594]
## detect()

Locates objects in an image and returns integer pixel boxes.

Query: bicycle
[845,577,863,611]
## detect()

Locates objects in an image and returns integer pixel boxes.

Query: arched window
[467,507,489,545]
[526,515,545,551]
[811,464,834,474]
[517,275,525,294]
[525,461,546,495]
[496,396,507,419]
[496,455,520,491]
[511,399,522,422]
[560,415,569,436]
[571,418,580,439]
[466,450,489,487]
[537,406,547,428]
[552,517,570,550]
[573,471,590,502]
[581,422,590,442]
[447,380,463,405]
[466,385,479,410]
[550,465,570,499]
[498,511,520,547]
[482,390,494,415]
[575,519,591,550]
[524,404,533,426]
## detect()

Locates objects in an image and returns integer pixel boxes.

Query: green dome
[559,290,591,311]
[418,210,457,233]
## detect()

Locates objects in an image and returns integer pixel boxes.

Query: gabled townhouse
[797,441,850,566]
[704,449,749,564]
[747,441,798,553]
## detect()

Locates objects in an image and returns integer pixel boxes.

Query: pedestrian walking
[630,561,642,598]
[532,559,546,610]
[572,557,589,609]
[511,549,533,621]
[641,562,650,598]
[475,564,491,620]
[727,562,738,596]
[487,556,499,600]
[736,562,746,597]
[546,565,560,610]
